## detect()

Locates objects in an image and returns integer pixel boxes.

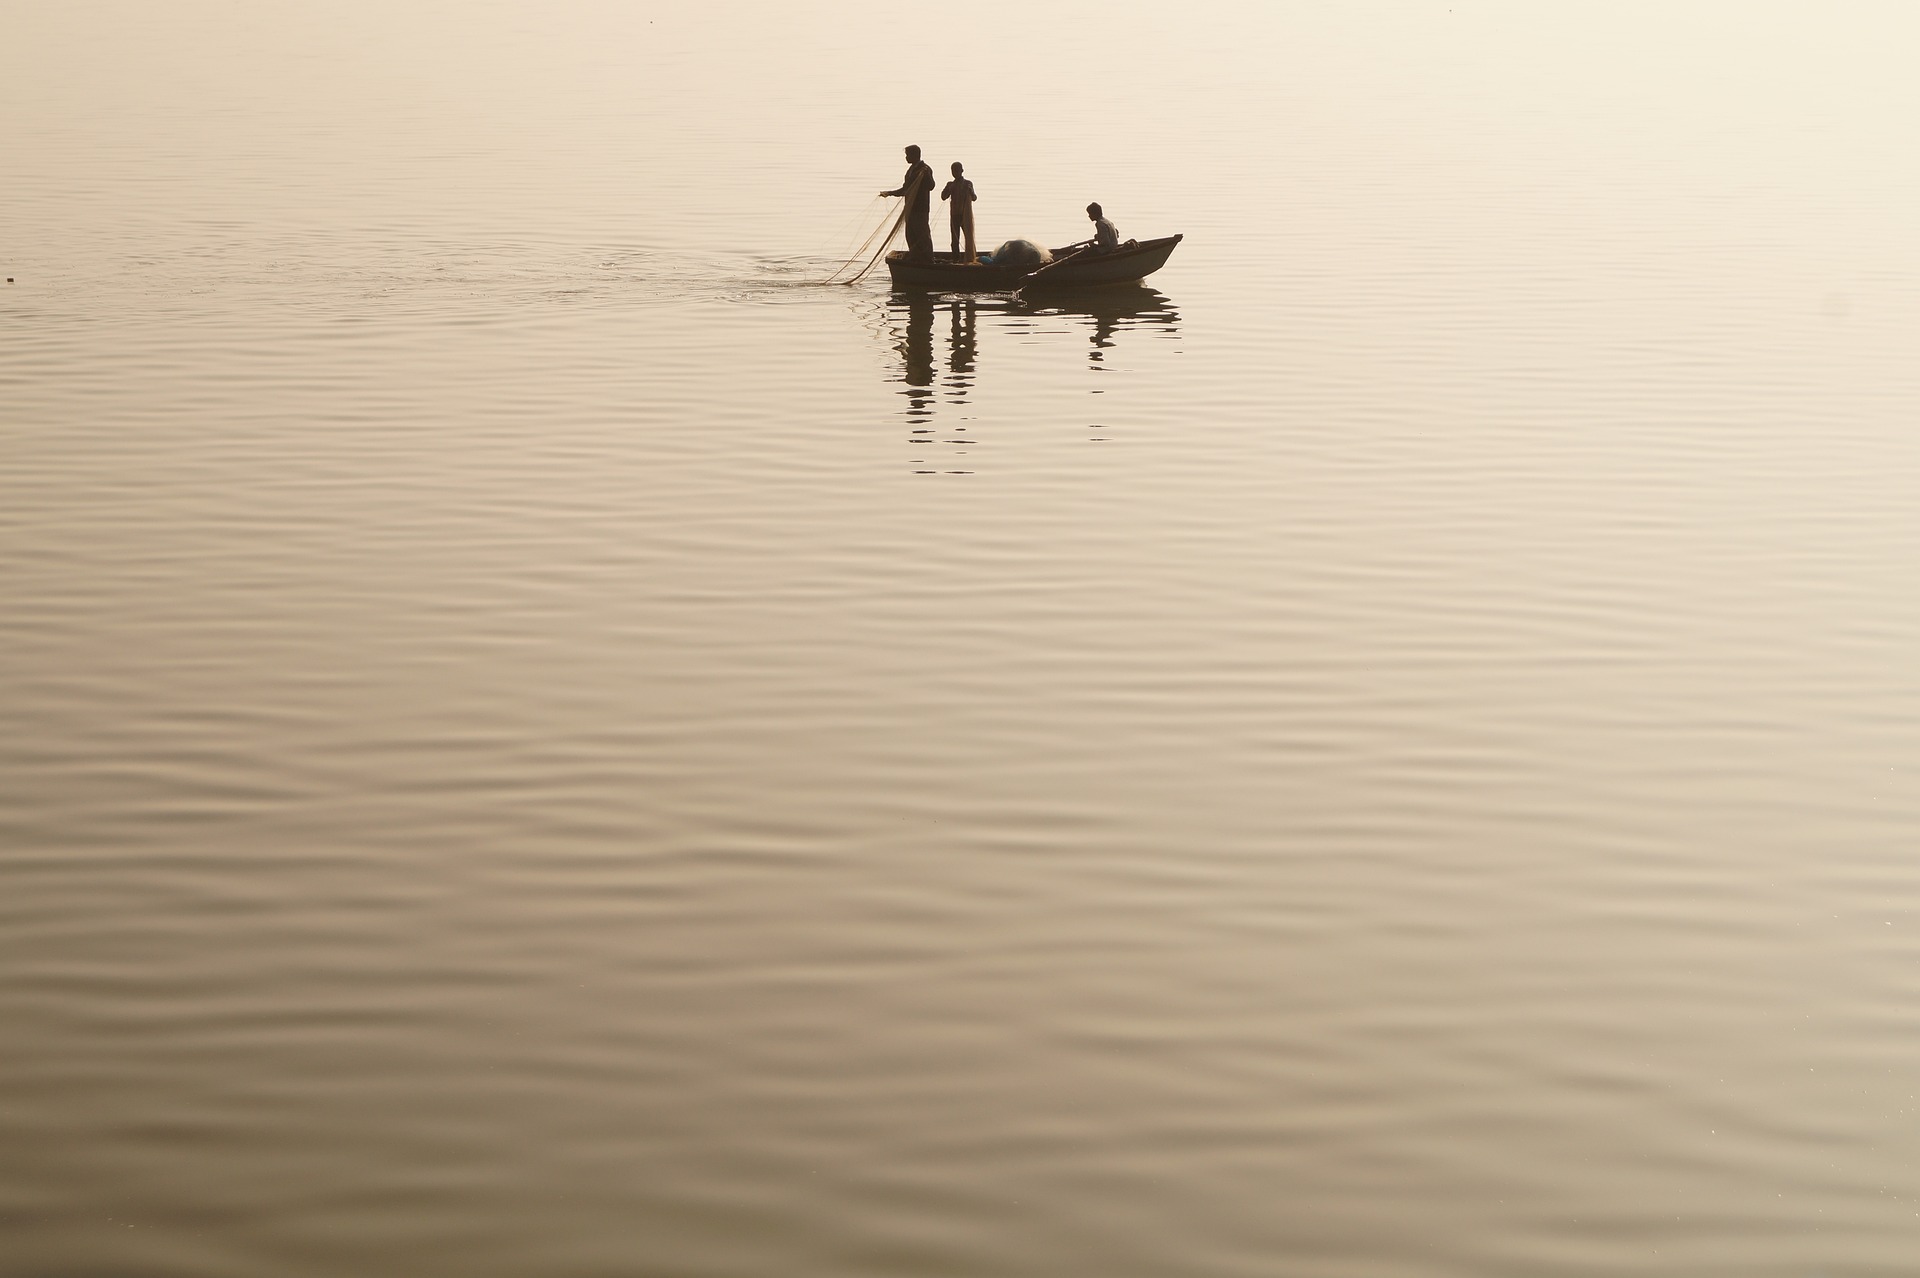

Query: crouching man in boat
[1084,202,1122,254]
[881,145,936,262]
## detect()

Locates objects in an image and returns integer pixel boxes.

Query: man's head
[905,145,922,162]
[951,161,964,176]
[1086,202,1103,220]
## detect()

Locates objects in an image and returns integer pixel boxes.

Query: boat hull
[885,234,1182,292]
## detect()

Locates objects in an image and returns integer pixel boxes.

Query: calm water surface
[7,4,1920,1274]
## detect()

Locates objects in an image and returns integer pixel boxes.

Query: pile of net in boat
[985,239,1052,269]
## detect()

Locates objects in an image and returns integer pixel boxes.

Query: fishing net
[819,200,904,286]
[819,170,931,286]
[988,239,1051,269]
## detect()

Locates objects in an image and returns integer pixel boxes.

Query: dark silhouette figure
[941,162,978,262]
[881,145,936,262]
[1085,202,1121,254]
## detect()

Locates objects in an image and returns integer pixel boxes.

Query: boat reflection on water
[1010,285,1182,368]
[885,285,1181,427]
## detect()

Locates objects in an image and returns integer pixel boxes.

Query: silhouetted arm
[881,166,929,198]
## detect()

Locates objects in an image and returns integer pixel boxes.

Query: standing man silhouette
[942,162,978,263]
[882,145,936,262]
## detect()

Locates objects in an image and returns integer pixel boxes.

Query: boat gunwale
[884,234,1183,291]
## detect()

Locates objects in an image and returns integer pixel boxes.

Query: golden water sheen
[6,4,1920,1274]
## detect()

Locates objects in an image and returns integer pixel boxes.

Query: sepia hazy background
[6,3,1920,1274]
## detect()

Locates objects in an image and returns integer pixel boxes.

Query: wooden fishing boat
[885,234,1183,291]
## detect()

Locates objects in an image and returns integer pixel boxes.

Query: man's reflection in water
[886,285,1180,433]
[945,299,977,401]
[1012,287,1180,368]
[897,293,935,423]
[1089,309,1121,366]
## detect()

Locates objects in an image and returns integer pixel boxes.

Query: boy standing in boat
[881,145,936,262]
[942,162,977,263]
